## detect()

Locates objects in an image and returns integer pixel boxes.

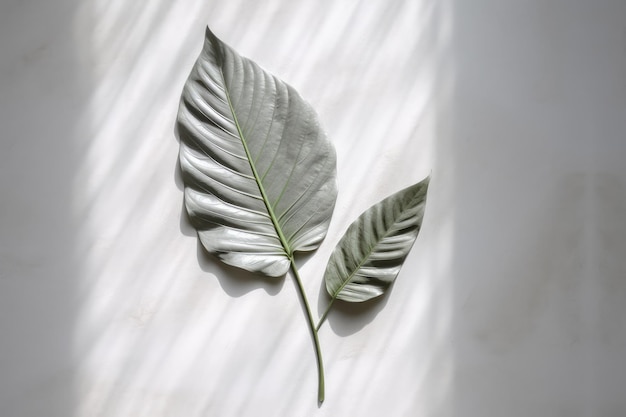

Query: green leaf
[176,27,338,278]
[323,176,430,305]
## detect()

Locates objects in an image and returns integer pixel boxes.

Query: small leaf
[176,27,338,277]
[323,176,430,303]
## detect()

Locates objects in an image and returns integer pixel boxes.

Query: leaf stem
[316,298,336,332]
[289,256,325,404]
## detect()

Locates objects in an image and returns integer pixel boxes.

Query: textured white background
[1,0,625,416]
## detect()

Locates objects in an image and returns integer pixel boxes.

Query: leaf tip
[204,25,217,42]
[204,25,226,65]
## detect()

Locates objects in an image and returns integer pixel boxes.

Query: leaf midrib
[219,65,293,257]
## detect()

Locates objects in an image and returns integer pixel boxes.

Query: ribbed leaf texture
[176,28,338,277]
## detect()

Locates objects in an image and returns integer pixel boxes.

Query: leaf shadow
[294,250,315,267]
[195,241,284,297]
[317,282,391,337]
[179,200,196,237]
[173,155,184,192]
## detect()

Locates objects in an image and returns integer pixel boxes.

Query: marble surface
[1,0,625,416]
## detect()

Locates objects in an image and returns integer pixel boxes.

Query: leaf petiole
[289,256,325,404]
[316,298,335,332]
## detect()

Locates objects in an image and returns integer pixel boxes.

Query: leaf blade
[177,27,337,277]
[324,176,430,302]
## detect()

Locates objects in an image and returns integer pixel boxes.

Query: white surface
[1,0,625,416]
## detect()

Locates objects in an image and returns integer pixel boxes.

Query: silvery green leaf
[176,28,337,277]
[323,177,430,303]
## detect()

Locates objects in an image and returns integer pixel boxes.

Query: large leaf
[176,28,337,277]
[323,177,430,303]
